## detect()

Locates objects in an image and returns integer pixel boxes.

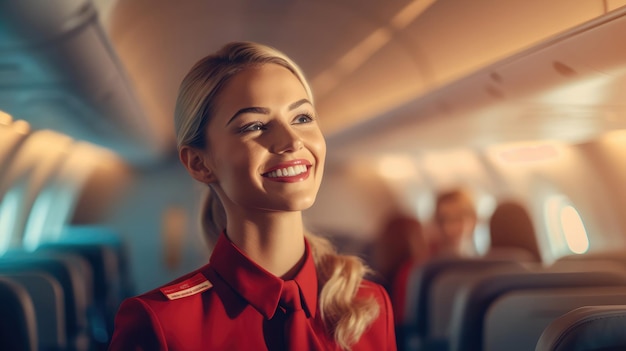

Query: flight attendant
[108,42,396,350]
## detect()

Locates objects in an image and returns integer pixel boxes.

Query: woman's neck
[225,210,306,279]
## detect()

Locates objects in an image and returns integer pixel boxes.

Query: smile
[262,159,312,182]
[265,165,308,178]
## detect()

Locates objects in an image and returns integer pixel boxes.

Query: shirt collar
[208,233,318,319]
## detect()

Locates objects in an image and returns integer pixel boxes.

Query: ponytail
[200,187,226,247]
[200,193,379,350]
[305,233,380,350]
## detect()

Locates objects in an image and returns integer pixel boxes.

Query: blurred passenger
[373,214,430,324]
[109,41,396,350]
[487,201,542,262]
[432,189,478,257]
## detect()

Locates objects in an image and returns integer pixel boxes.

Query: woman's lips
[262,160,312,183]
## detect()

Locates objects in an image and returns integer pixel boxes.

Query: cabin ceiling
[2,0,626,165]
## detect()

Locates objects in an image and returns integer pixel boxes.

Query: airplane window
[474,193,496,255]
[0,185,23,255]
[22,186,70,251]
[544,195,589,256]
[560,205,589,254]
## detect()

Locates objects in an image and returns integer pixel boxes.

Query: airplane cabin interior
[2,1,626,350]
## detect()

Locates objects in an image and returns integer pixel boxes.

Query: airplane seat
[0,271,66,351]
[484,286,626,351]
[548,258,626,274]
[483,247,542,262]
[0,251,93,351]
[426,262,530,350]
[36,242,121,348]
[557,250,626,268]
[35,226,134,349]
[400,257,532,351]
[447,269,626,351]
[535,305,626,351]
[0,277,38,351]
[55,225,135,298]
[487,201,542,262]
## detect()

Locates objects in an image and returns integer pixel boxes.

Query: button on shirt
[109,234,397,350]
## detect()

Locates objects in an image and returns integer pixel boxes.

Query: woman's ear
[179,146,217,184]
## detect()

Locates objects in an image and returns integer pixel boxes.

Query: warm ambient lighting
[12,119,31,134]
[498,142,559,164]
[560,205,589,254]
[545,195,589,256]
[375,155,418,180]
[0,110,12,125]
[312,0,437,96]
[600,129,626,146]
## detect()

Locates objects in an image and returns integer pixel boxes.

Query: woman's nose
[271,125,303,154]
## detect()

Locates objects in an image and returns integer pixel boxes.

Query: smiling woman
[108,42,397,351]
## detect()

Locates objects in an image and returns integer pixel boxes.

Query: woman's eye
[294,114,314,124]
[239,122,265,133]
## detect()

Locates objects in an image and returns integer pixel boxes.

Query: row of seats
[398,250,626,351]
[536,305,626,350]
[0,226,133,351]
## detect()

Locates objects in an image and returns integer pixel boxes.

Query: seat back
[1,271,66,350]
[401,257,530,351]
[0,251,93,351]
[404,257,527,332]
[535,305,626,351]
[0,277,37,351]
[428,263,527,340]
[37,243,121,343]
[448,269,626,351]
[38,227,134,348]
[485,286,626,351]
[558,250,626,267]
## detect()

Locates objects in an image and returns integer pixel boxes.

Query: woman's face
[203,63,326,214]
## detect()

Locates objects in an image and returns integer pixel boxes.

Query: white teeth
[265,165,308,178]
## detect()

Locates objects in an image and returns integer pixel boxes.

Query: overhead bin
[0,0,170,165]
[327,6,626,158]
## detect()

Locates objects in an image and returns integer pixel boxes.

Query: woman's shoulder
[356,279,392,303]
[109,265,215,350]
[352,279,398,350]
[130,264,214,305]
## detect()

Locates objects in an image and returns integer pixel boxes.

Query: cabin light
[497,142,560,164]
[560,205,589,254]
[540,73,612,106]
[0,110,12,125]
[12,119,31,134]
[375,155,418,180]
[601,129,626,146]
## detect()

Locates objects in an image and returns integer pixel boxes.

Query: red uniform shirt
[109,234,397,350]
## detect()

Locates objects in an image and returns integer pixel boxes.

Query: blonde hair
[175,42,379,350]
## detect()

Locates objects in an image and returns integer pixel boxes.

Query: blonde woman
[109,42,396,350]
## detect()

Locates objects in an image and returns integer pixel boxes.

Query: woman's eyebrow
[288,98,312,111]
[226,99,312,126]
[226,107,269,126]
